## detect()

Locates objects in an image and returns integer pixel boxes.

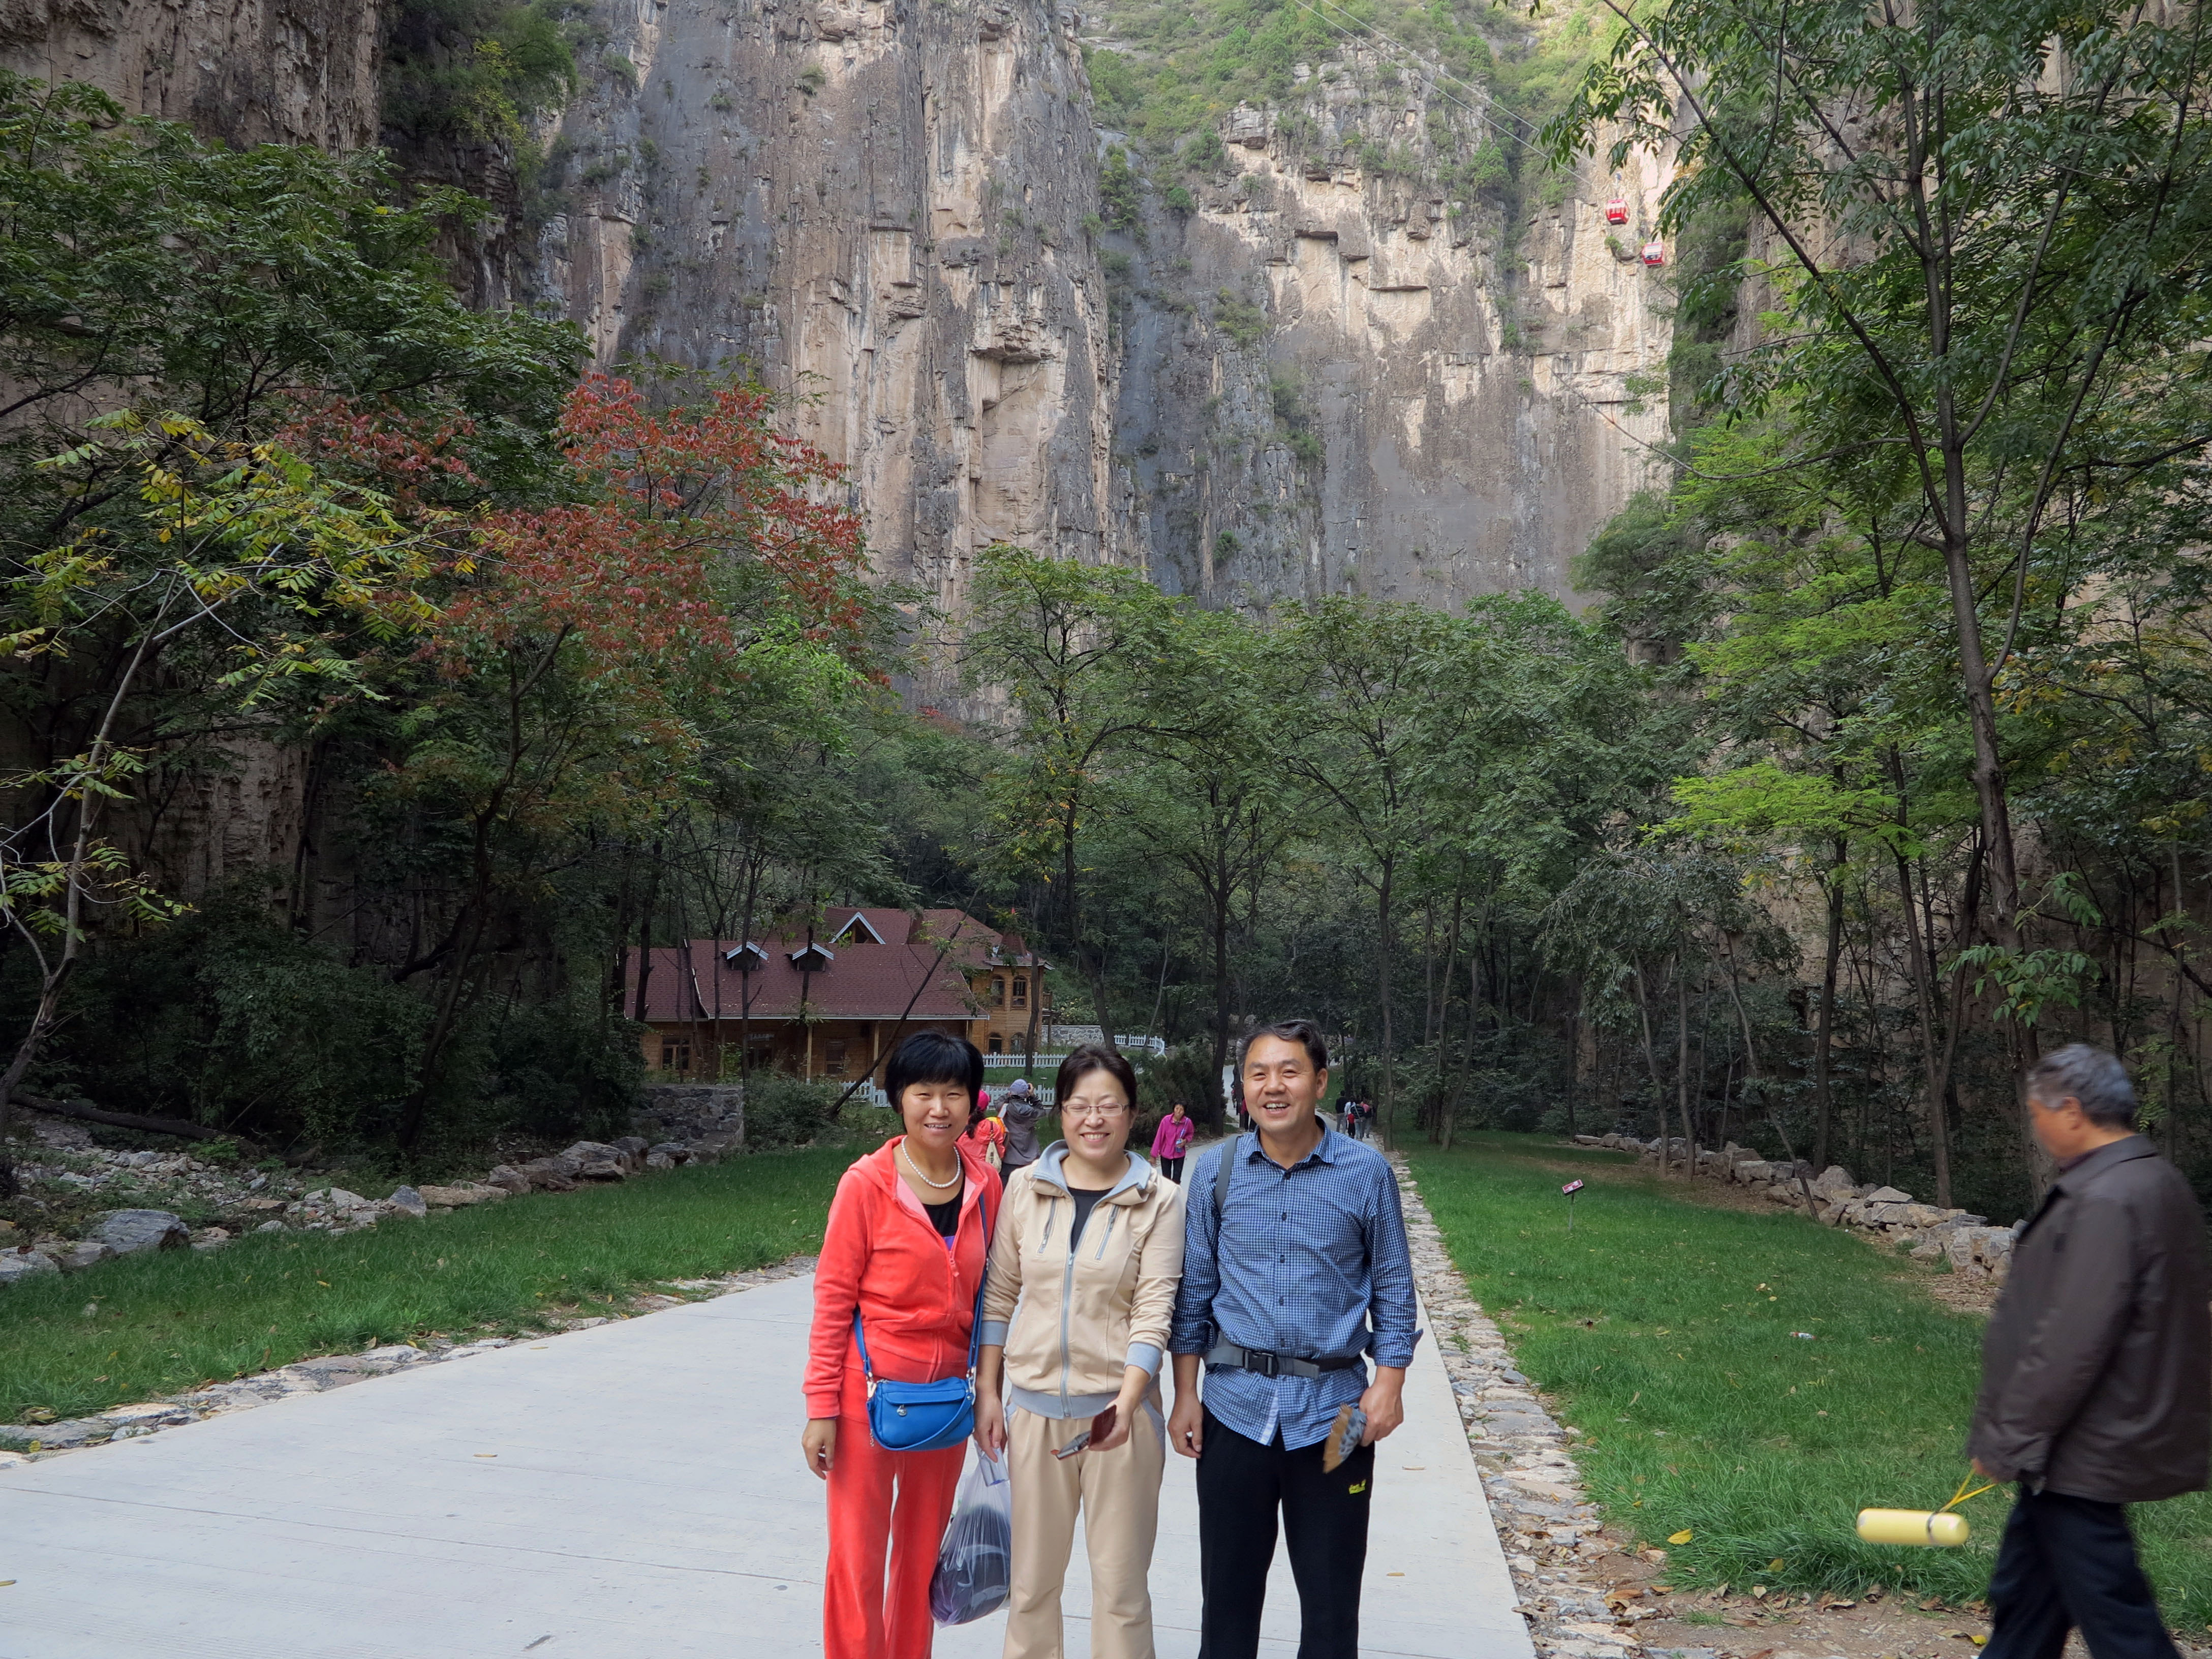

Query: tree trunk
[1676,970,1696,1176]
[1812,844,1846,1173]
[1375,856,1396,1144]
[1891,850,1955,1207]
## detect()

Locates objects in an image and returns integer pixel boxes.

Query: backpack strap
[1214,1132,1238,1231]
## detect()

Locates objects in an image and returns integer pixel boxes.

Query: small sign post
[1561,1178,1584,1232]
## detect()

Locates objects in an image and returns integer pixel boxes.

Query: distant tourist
[1969,1043,2208,1659]
[999,1076,1047,1176]
[803,1030,1000,1659]
[976,1044,1186,1659]
[1170,1020,1419,1658]
[974,1104,1007,1171]
[1150,1100,1194,1182]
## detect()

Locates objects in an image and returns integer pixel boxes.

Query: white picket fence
[856,1081,1059,1108]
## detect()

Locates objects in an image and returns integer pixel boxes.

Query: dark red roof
[626,909,1034,1023]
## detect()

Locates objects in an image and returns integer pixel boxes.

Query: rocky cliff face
[527,0,1119,620]
[1098,58,1672,608]
[6,0,1671,621]
[0,0,376,147]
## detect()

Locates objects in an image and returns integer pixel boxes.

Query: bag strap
[854,1162,998,1386]
[1214,1132,1238,1231]
[964,1172,996,1375]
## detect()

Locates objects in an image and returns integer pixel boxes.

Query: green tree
[963,544,1175,1055]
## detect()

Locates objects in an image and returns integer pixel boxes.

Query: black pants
[1195,1408,1373,1658]
[1161,1156,1185,1183]
[1985,1487,2179,1659]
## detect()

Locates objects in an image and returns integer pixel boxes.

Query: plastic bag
[930,1449,1013,1626]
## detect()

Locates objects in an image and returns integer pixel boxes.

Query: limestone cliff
[0,0,377,148]
[4,0,1672,624]
[526,0,1120,619]
[1096,54,1673,609]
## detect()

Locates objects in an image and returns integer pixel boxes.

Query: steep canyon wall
[1098,62,1672,607]
[529,0,1118,624]
[4,0,1673,622]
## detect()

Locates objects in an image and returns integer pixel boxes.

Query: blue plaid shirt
[1170,1128,1421,1450]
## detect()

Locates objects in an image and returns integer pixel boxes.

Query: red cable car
[1604,198,1629,224]
[1640,239,1665,266]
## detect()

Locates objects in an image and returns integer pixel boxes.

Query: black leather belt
[1206,1341,1361,1379]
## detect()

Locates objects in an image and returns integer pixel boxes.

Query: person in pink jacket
[1150,1101,1194,1183]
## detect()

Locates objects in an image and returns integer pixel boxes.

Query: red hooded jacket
[805,1135,1001,1420]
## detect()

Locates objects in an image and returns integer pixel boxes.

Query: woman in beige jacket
[974,1043,1187,1659]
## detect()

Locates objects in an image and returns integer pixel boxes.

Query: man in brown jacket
[1968,1044,2209,1659]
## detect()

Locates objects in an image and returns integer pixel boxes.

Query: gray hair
[2024,1043,2137,1128]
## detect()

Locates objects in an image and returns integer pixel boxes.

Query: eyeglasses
[1063,1102,1129,1121]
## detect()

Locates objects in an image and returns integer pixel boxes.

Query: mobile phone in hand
[1053,1403,1119,1460]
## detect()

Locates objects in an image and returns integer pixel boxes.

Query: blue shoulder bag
[853,1181,994,1453]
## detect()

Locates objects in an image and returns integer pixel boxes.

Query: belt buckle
[1250,1349,1279,1378]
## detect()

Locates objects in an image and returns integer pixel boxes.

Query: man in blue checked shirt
[1168,1018,1421,1658]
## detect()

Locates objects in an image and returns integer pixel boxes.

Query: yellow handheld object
[1856,1473,1994,1548]
[1856,1508,1972,1547]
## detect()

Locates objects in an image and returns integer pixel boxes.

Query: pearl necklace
[899,1142,961,1190]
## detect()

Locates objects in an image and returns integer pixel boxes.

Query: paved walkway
[0,1274,1531,1658]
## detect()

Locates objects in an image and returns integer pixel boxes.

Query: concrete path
[0,1274,1532,1658]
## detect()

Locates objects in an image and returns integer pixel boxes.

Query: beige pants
[1004,1401,1165,1659]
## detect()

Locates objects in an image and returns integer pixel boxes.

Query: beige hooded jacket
[979,1142,1187,1419]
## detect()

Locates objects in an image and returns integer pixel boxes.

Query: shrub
[743,1069,848,1149]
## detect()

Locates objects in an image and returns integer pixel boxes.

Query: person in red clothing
[803,1030,998,1659]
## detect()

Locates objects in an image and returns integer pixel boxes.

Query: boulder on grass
[484,1164,533,1195]
[419,1183,504,1209]
[0,1248,59,1284]
[88,1209,190,1254]
[517,1157,578,1192]
[560,1142,628,1181]
[386,1186,428,1218]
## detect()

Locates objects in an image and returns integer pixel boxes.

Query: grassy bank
[0,1144,859,1425]
[1407,1134,2212,1627]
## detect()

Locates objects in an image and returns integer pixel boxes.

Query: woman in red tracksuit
[803,1030,999,1658]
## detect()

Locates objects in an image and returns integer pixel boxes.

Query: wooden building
[625,908,1053,1081]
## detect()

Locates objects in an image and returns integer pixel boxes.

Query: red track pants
[823,1365,965,1659]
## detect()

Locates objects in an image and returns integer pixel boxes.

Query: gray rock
[254,1220,284,1234]
[291,1355,368,1381]
[1864,1185,1914,1203]
[0,1417,108,1451]
[0,1249,59,1284]
[100,1402,191,1429]
[648,1141,691,1163]
[386,1186,428,1218]
[611,1135,651,1169]
[1810,1164,1858,1198]
[88,1209,190,1254]
[517,1155,580,1191]
[645,1151,676,1171]
[483,1163,533,1194]
[54,1241,112,1272]
[561,1142,629,1182]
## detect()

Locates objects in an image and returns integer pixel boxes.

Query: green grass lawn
[0,1144,858,1426]
[1407,1134,2212,1628]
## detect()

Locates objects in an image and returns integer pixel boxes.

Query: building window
[992,974,1007,1005]
[660,1040,692,1073]
[989,1034,1004,1054]
[1012,975,1027,1008]
[824,1039,848,1077]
